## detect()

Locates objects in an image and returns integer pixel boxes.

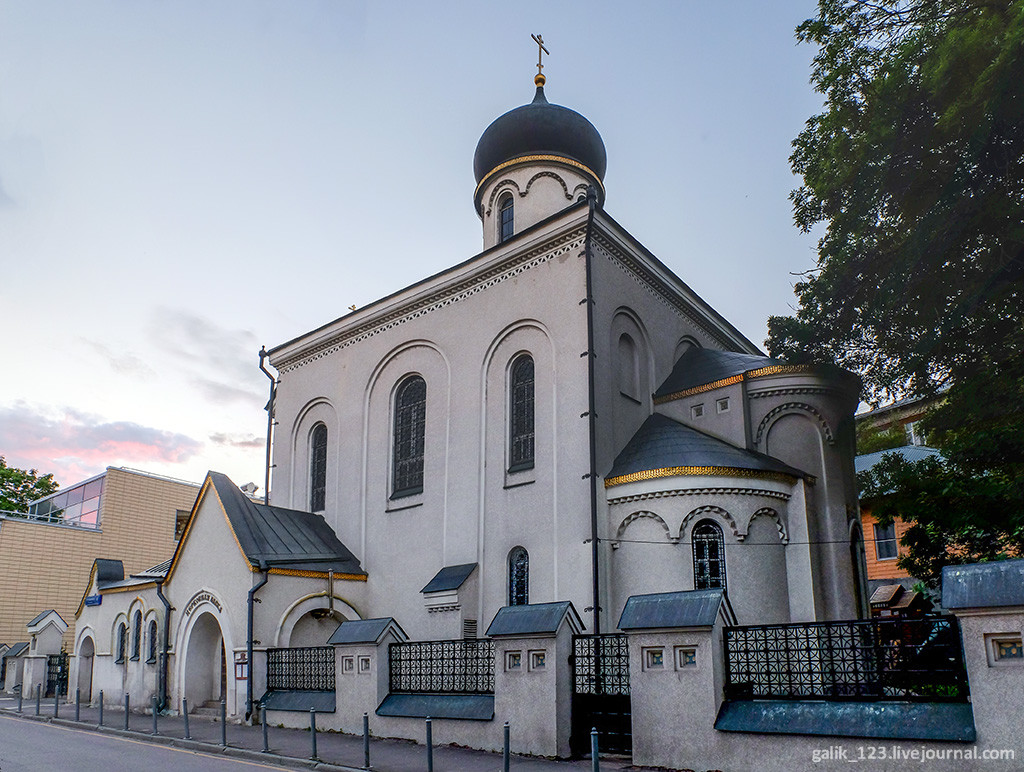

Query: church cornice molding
[591,231,738,351]
[606,486,791,505]
[275,227,587,374]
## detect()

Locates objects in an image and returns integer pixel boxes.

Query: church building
[73,60,866,725]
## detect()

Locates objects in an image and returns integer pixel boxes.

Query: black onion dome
[473,86,607,185]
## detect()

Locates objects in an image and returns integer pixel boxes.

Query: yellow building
[0,467,200,650]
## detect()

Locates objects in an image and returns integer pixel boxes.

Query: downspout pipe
[583,186,602,635]
[246,563,269,721]
[258,347,277,506]
[155,579,171,712]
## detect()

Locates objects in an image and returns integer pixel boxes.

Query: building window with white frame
[874,521,899,560]
[509,355,535,472]
[393,375,426,498]
[310,423,328,513]
[693,520,726,590]
[508,546,529,606]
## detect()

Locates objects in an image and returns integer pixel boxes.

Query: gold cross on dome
[531,34,549,84]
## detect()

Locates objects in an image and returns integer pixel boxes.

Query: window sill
[146,657,157,665]
[387,491,424,513]
[504,465,536,489]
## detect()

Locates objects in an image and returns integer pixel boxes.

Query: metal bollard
[17,688,22,713]
[152,695,159,735]
[54,685,60,718]
[182,698,191,740]
[309,708,318,761]
[75,687,80,722]
[261,704,269,753]
[98,690,104,726]
[426,716,433,772]
[591,727,600,772]
[35,684,41,716]
[220,700,227,747]
[124,693,130,731]
[503,721,510,772]
[363,711,370,770]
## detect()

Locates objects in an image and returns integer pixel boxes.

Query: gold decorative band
[261,566,368,581]
[605,465,797,488]
[654,365,820,404]
[474,154,604,203]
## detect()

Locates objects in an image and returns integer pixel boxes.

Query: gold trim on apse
[653,365,822,404]
[605,466,798,488]
[264,567,368,581]
[474,154,605,204]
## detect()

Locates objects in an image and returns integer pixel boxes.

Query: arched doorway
[77,636,95,702]
[183,611,226,708]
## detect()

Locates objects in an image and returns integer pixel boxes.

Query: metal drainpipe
[583,186,601,635]
[258,347,277,506]
[246,564,269,721]
[155,579,171,711]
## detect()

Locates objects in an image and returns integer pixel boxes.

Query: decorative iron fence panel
[389,639,495,694]
[45,652,69,697]
[266,646,335,691]
[724,616,969,702]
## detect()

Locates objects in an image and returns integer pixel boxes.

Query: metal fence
[266,646,335,691]
[389,639,495,694]
[724,615,969,702]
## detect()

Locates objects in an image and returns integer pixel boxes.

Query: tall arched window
[508,547,529,606]
[310,423,328,513]
[393,375,426,497]
[147,619,159,664]
[498,193,514,243]
[115,623,127,664]
[617,334,639,399]
[130,610,142,661]
[692,520,726,590]
[509,355,535,471]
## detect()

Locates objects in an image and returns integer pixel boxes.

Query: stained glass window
[693,520,726,590]
[393,376,426,497]
[509,547,529,606]
[509,355,535,471]
[310,423,328,512]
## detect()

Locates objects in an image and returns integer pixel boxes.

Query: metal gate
[45,652,69,698]
[570,634,631,756]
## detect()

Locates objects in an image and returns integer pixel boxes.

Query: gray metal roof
[854,445,943,474]
[654,348,781,398]
[94,559,125,589]
[260,690,335,713]
[328,617,406,645]
[131,558,172,579]
[606,413,807,482]
[376,693,494,721]
[942,559,1024,609]
[207,472,365,575]
[486,601,582,637]
[421,563,477,593]
[618,589,726,630]
[5,642,28,658]
[26,609,64,628]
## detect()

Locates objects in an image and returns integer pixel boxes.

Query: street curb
[1,708,365,772]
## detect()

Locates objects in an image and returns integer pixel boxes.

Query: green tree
[0,456,60,513]
[770,1,1024,585]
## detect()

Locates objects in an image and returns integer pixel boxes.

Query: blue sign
[84,595,102,607]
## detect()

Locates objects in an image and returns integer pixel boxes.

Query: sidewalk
[0,696,645,772]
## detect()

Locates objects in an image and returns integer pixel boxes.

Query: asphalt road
[0,713,309,772]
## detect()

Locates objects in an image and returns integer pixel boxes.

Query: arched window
[498,193,514,243]
[130,610,142,660]
[147,619,159,664]
[618,334,639,399]
[509,355,535,471]
[310,423,328,513]
[393,375,426,498]
[508,547,529,606]
[692,520,726,590]
[115,623,127,664]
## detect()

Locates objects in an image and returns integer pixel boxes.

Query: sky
[0,0,827,494]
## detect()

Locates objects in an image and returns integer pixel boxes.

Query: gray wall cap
[421,563,478,594]
[486,601,583,637]
[328,617,407,645]
[618,589,733,630]
[943,558,1024,609]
